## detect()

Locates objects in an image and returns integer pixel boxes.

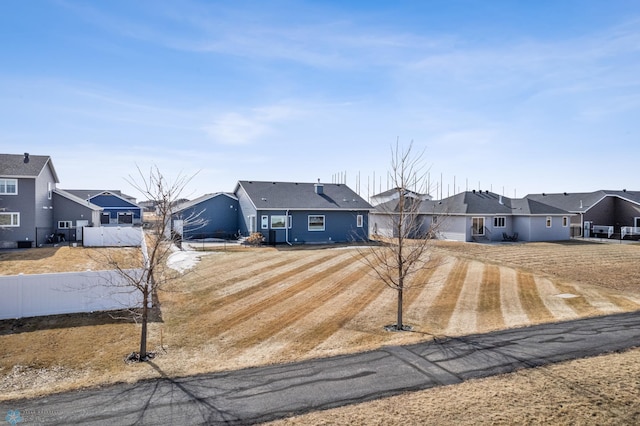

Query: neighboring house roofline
[0,153,60,183]
[174,192,238,213]
[53,189,103,211]
[64,189,138,204]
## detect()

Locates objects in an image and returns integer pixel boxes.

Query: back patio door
[472,217,485,236]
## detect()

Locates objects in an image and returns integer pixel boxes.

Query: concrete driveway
[2,311,640,425]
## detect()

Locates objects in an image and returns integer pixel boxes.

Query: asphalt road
[3,311,640,425]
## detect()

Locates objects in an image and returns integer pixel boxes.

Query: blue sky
[1,1,639,201]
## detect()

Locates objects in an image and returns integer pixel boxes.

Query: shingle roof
[403,191,570,216]
[53,189,103,211]
[64,190,138,203]
[237,181,371,210]
[0,153,59,182]
[526,190,640,212]
[174,192,237,212]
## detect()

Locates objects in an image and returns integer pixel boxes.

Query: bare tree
[358,141,439,331]
[102,165,201,361]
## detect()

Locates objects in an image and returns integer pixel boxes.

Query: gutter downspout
[285,209,292,245]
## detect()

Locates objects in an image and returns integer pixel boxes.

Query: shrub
[245,232,264,246]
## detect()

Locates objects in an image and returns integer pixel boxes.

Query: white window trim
[546,216,552,228]
[472,217,485,236]
[493,216,506,228]
[261,215,268,230]
[0,212,20,227]
[48,182,53,200]
[58,220,73,229]
[248,215,256,233]
[562,216,569,227]
[270,215,287,229]
[356,214,363,228]
[0,178,18,195]
[308,215,325,231]
[118,212,133,224]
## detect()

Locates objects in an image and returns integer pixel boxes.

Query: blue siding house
[235,180,371,244]
[172,192,239,240]
[64,190,142,226]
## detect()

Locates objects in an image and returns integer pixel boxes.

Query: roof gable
[0,153,60,182]
[174,192,238,212]
[237,180,371,211]
[525,190,640,212]
[53,189,103,211]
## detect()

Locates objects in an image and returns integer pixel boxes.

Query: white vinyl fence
[0,269,144,320]
[83,226,143,247]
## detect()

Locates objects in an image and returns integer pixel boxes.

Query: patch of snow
[555,293,579,299]
[167,249,217,273]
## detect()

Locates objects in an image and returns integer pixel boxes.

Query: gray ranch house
[236,180,371,244]
[371,189,572,242]
[526,190,640,239]
[0,153,59,248]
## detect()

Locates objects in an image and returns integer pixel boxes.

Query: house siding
[437,216,468,242]
[517,216,570,241]
[0,178,37,247]
[258,209,368,244]
[52,192,101,241]
[236,185,258,236]
[174,195,239,239]
[90,194,142,225]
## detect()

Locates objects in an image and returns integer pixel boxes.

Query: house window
[271,215,286,229]
[58,220,73,229]
[308,215,325,231]
[493,216,506,228]
[100,213,110,224]
[472,217,485,236]
[546,216,552,228]
[118,212,133,224]
[270,215,292,229]
[261,215,268,229]
[357,214,363,228]
[0,212,19,227]
[0,179,17,195]
[48,182,53,200]
[562,216,569,227]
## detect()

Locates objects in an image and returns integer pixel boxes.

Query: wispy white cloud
[202,104,305,145]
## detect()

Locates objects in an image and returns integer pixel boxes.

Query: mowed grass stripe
[192,252,340,313]
[605,294,640,311]
[193,255,303,294]
[405,257,441,310]
[229,261,377,350]
[549,280,600,316]
[477,264,504,331]
[517,271,553,323]
[426,258,469,333]
[210,254,360,334]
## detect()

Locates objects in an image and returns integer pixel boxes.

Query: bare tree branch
[356,140,443,331]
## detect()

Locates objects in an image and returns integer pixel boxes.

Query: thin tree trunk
[397,286,404,330]
[139,287,148,359]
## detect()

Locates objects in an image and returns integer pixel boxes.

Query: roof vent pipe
[314,179,324,195]
[23,152,29,163]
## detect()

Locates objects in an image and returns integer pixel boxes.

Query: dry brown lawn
[1,240,640,424]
